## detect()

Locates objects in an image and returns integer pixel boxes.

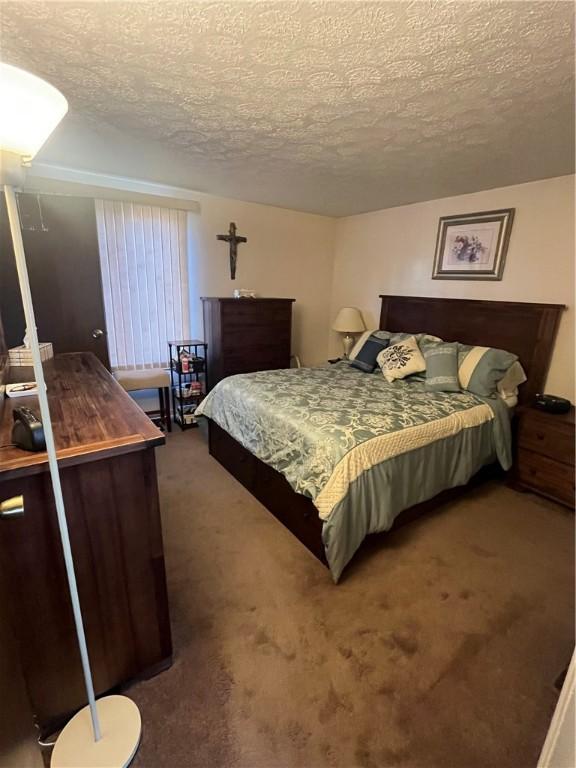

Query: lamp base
[342,334,355,359]
[51,696,141,768]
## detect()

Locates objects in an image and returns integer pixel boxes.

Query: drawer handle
[535,432,545,441]
[0,495,24,517]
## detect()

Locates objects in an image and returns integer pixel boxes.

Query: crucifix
[217,221,247,280]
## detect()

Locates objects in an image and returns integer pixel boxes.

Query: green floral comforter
[196,362,512,581]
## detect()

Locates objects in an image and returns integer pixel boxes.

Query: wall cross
[216,222,247,280]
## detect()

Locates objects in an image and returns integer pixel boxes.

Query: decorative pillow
[457,344,518,397]
[351,331,440,371]
[424,342,460,392]
[349,330,393,360]
[377,335,426,383]
[350,333,391,373]
[379,333,442,381]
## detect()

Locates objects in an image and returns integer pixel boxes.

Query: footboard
[207,416,505,577]
[207,419,328,565]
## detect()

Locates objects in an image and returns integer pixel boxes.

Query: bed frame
[207,295,565,572]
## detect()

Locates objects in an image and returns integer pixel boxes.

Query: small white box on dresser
[8,342,53,366]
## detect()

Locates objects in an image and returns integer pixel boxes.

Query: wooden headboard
[379,295,565,404]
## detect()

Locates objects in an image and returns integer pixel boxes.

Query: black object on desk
[12,406,46,452]
[534,393,571,414]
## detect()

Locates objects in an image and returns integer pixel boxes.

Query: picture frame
[432,208,515,281]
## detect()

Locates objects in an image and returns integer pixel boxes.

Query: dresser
[514,406,575,508]
[0,353,172,737]
[201,297,295,389]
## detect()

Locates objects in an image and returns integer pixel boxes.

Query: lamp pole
[1,61,142,768]
[3,182,102,743]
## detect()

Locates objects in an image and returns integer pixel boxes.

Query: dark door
[0,192,110,368]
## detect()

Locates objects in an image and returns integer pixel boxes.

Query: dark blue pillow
[350,334,390,373]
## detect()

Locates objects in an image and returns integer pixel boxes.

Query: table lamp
[1,62,141,768]
[332,306,365,358]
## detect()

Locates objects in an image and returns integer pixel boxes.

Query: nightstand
[513,406,575,508]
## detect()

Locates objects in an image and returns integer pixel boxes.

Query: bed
[197,295,564,581]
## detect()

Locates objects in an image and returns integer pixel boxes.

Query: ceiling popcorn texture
[1,1,574,216]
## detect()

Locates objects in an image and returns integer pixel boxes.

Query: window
[95,200,190,370]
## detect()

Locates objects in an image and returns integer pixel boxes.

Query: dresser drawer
[517,448,575,507]
[518,414,575,465]
[221,301,292,327]
[222,325,291,351]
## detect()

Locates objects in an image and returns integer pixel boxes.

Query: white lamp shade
[332,306,365,333]
[0,63,68,159]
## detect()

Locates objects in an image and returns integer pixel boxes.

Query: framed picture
[432,208,515,281]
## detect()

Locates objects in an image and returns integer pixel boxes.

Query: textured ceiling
[0,1,574,216]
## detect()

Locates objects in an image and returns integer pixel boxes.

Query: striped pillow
[457,344,518,397]
[424,342,460,392]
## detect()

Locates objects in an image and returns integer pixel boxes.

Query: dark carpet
[129,429,574,768]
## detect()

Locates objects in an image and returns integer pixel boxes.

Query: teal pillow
[457,344,518,397]
[424,342,460,392]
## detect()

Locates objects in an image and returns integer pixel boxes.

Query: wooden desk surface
[0,352,164,480]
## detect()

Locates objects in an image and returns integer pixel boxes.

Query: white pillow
[497,360,527,398]
[377,335,426,383]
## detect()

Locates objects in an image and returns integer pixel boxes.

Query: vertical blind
[95,200,190,370]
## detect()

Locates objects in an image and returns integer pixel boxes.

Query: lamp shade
[332,306,365,333]
[0,63,68,159]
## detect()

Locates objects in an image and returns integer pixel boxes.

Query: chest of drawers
[201,297,294,389]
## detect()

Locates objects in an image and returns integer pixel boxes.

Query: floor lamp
[0,63,142,768]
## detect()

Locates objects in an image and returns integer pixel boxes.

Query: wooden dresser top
[0,352,164,481]
[200,297,295,302]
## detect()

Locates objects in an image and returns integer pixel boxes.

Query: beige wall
[25,167,336,368]
[27,165,574,393]
[189,192,335,367]
[331,175,575,399]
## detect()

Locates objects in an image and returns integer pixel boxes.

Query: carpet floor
[129,428,574,768]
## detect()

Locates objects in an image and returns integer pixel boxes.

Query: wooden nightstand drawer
[518,415,575,465]
[517,448,575,507]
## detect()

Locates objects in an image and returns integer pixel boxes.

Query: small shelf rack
[168,339,208,431]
